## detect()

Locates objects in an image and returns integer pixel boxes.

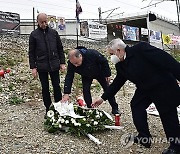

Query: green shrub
[0,85,2,92]
[171,49,180,62]
[9,96,24,105]
[8,83,14,91]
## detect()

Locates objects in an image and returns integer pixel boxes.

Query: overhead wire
[0,0,177,20]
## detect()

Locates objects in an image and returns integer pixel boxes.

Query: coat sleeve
[64,62,75,94]
[101,66,127,101]
[28,33,37,69]
[139,42,180,81]
[56,31,65,64]
[93,50,111,77]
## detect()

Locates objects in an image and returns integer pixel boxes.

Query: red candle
[115,114,120,126]
[0,69,5,78]
[77,96,86,107]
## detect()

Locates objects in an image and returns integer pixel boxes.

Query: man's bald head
[37,13,47,20]
[68,49,82,67]
[37,13,48,29]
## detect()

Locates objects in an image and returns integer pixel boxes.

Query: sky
[0,0,178,21]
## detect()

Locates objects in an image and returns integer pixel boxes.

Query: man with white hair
[92,38,180,154]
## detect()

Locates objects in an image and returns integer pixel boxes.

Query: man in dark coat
[92,38,180,154]
[29,13,66,114]
[62,47,119,115]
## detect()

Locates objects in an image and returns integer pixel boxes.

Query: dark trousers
[38,71,62,112]
[131,84,180,149]
[82,76,118,110]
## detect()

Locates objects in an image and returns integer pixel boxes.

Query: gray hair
[106,38,127,51]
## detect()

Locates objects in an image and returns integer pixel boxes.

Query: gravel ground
[0,88,170,154]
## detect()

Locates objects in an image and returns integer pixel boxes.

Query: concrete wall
[20,22,35,35]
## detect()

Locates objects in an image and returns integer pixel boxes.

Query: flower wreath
[44,102,114,137]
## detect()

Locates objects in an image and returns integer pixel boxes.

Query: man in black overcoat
[92,38,180,154]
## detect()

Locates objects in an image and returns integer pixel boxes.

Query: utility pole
[33,7,35,30]
[98,7,120,43]
[98,7,102,23]
[175,0,180,32]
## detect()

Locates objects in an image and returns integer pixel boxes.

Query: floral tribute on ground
[44,102,122,144]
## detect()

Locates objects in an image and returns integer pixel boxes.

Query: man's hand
[105,77,111,84]
[62,94,70,102]
[91,98,104,108]
[60,64,66,72]
[32,68,37,78]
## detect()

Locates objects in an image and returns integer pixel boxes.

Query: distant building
[19,11,180,49]
[105,11,180,49]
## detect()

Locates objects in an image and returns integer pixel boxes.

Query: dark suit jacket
[102,42,180,112]
[64,47,111,94]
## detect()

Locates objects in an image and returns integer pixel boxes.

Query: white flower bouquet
[44,102,114,137]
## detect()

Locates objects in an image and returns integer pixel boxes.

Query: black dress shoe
[162,148,180,154]
[111,109,120,115]
[134,136,151,148]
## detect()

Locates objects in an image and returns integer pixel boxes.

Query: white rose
[65,120,69,124]
[47,110,54,118]
[71,118,75,122]
[77,123,81,126]
[74,123,78,126]
[94,121,98,125]
[50,117,55,122]
[71,119,76,124]
[95,115,100,119]
[88,110,93,113]
[86,124,91,127]
[57,117,62,123]
[60,119,65,123]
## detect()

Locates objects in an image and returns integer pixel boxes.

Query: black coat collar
[37,25,49,32]
[125,46,134,59]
